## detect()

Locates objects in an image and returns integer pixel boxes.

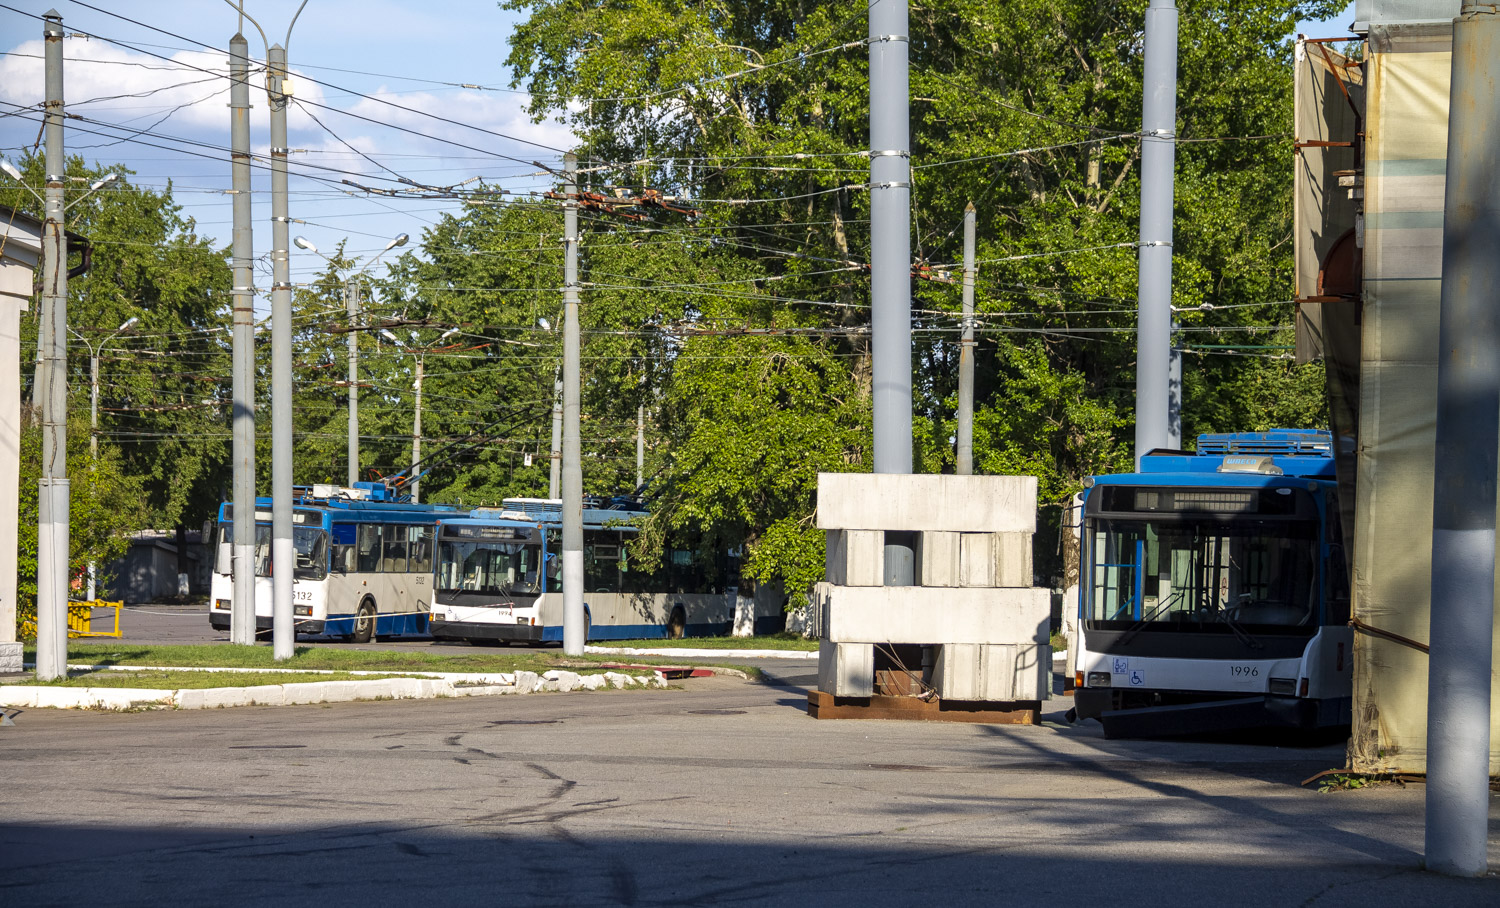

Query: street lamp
[0,158,117,208]
[381,327,459,503]
[293,233,409,487]
[66,314,137,600]
[69,315,139,459]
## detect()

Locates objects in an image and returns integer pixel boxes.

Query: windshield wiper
[1221,606,1264,650]
[1117,587,1191,644]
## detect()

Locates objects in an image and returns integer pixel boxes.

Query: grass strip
[21,643,758,679]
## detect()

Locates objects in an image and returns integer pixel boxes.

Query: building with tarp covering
[1295,0,1498,774]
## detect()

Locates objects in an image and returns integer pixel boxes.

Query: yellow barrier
[70,600,123,638]
[18,600,123,639]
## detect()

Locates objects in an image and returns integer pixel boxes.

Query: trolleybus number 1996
[1230,665,1260,678]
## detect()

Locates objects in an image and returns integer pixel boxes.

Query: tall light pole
[295,233,408,488]
[956,202,975,476]
[381,327,458,503]
[0,145,114,672]
[68,315,136,602]
[71,316,139,460]
[228,27,256,647]
[225,0,305,658]
[1134,0,1179,466]
[561,153,585,655]
[35,9,69,681]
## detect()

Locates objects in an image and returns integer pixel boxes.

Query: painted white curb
[585,645,818,660]
[0,668,667,711]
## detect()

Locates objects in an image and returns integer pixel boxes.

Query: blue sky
[0,0,563,301]
[0,0,1360,308]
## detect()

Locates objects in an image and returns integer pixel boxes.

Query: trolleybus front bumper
[429,620,544,643]
[1074,688,1352,738]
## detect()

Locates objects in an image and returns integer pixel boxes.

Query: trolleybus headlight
[1087,672,1111,688]
[294,605,312,617]
[1268,677,1297,696]
[214,599,230,611]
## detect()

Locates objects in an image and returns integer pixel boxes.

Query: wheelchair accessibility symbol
[1129,670,1146,687]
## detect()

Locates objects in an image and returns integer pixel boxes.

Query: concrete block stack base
[805,690,1039,724]
[811,472,1049,723]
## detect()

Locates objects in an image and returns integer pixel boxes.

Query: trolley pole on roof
[34,9,68,681]
[1134,0,1178,467]
[561,154,586,656]
[956,202,975,476]
[229,31,257,646]
[1425,0,1499,878]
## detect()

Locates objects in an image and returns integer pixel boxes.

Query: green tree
[15,418,148,631]
[0,152,233,540]
[501,0,1341,599]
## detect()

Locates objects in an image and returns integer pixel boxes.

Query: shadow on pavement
[2,819,1496,906]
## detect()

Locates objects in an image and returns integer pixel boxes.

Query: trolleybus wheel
[351,600,376,644]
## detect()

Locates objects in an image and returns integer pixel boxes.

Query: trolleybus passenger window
[384,526,409,572]
[409,526,434,573]
[357,524,382,573]
[331,523,356,573]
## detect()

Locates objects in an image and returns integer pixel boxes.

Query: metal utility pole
[229,30,257,647]
[869,0,912,476]
[1425,0,1498,878]
[1134,0,1178,467]
[347,279,360,486]
[561,154,585,655]
[548,369,562,499]
[35,9,68,682]
[1168,337,1182,448]
[405,328,454,503]
[956,202,975,476]
[267,43,293,660]
[636,404,644,490]
[73,315,136,602]
[411,352,424,503]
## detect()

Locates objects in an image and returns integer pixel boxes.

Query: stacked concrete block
[815,473,1051,703]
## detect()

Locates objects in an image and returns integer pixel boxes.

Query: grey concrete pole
[1425,0,1498,878]
[411,353,423,503]
[89,353,98,459]
[548,368,562,499]
[636,404,644,490]
[870,0,915,585]
[229,32,257,646]
[562,154,585,655]
[1133,0,1177,467]
[267,44,294,660]
[0,260,21,647]
[956,202,975,476]
[869,0,912,476]
[1168,337,1182,448]
[347,278,359,487]
[35,9,69,682]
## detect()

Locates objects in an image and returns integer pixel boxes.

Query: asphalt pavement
[5,602,1496,905]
